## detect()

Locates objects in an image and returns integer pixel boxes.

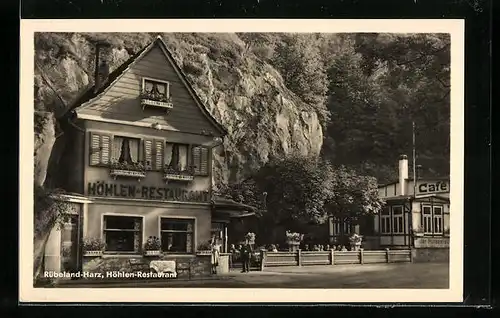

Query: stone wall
[411,248,449,263]
[81,254,212,279]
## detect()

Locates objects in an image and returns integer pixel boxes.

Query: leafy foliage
[271,34,330,126]
[144,236,161,251]
[322,33,450,182]
[82,237,106,252]
[34,185,75,239]
[327,165,385,222]
[253,155,334,228]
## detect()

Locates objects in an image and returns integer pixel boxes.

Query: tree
[33,185,74,284]
[322,33,450,183]
[272,34,330,126]
[251,155,334,243]
[326,165,385,238]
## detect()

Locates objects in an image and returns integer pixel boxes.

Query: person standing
[240,241,253,273]
[211,237,221,274]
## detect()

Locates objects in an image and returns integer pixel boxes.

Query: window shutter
[101,135,111,165]
[90,133,101,165]
[192,146,201,175]
[154,139,164,170]
[200,147,209,175]
[144,139,153,169]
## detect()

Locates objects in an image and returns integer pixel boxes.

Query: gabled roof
[68,36,227,136]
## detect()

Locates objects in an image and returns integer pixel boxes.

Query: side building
[328,155,450,262]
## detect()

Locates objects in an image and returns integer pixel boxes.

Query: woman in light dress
[210,236,221,274]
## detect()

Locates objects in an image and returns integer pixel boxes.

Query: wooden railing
[260,248,412,270]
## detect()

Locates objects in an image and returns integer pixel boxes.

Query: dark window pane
[161,219,191,231]
[423,206,431,214]
[105,216,137,230]
[393,207,403,215]
[161,232,191,253]
[434,207,443,215]
[105,231,135,252]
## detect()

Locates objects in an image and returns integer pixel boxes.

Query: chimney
[93,41,111,93]
[398,154,408,196]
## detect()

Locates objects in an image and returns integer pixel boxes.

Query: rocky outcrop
[34,33,323,186]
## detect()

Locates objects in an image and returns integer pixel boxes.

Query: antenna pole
[409,121,417,250]
[412,121,417,196]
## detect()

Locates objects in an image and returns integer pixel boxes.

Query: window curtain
[112,137,124,162]
[170,145,179,170]
[119,139,131,163]
[156,83,166,96]
[178,145,188,171]
[144,81,154,93]
[164,143,173,168]
[129,138,139,163]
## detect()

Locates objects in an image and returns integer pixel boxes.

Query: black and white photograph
[20,20,464,303]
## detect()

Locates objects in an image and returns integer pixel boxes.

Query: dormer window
[140,78,173,111]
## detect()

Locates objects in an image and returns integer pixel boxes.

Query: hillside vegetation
[34,32,450,187]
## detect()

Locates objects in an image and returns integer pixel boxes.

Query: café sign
[87,181,209,202]
[417,181,449,194]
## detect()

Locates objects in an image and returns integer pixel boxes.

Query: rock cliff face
[34,33,323,187]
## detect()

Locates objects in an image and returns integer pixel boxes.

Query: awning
[211,197,258,219]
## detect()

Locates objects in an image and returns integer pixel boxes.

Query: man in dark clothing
[240,242,253,273]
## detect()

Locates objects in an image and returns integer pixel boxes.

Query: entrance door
[211,222,227,253]
[60,215,79,272]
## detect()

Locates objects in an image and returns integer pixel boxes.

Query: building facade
[43,36,254,277]
[373,155,450,250]
[327,155,450,256]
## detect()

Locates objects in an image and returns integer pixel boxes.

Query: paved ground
[55,262,449,289]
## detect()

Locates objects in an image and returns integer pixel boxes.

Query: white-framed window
[160,218,194,253]
[433,206,443,234]
[380,207,391,234]
[422,206,433,234]
[103,216,143,253]
[142,78,170,102]
[112,136,140,164]
[392,206,404,234]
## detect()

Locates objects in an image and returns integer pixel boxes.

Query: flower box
[83,250,103,257]
[144,250,161,256]
[110,169,146,179]
[82,237,105,257]
[141,98,174,110]
[163,173,194,182]
[140,91,174,111]
[144,236,161,256]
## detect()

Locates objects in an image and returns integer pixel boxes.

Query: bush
[144,236,161,250]
[83,237,105,252]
